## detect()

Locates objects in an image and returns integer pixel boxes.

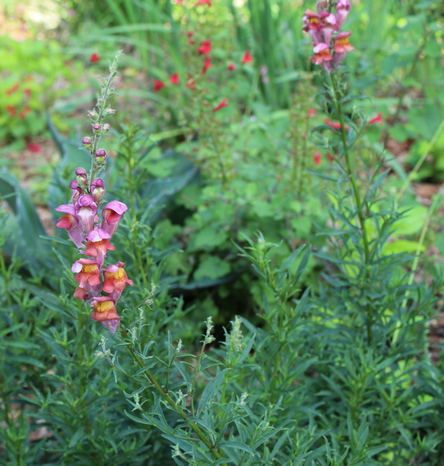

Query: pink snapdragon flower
[103,262,134,301]
[101,200,128,237]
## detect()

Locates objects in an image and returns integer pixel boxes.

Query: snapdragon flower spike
[303,0,353,73]
[101,200,128,237]
[55,204,84,248]
[103,262,133,301]
[84,228,115,268]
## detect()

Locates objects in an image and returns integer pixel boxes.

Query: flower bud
[103,123,111,131]
[82,137,92,145]
[88,111,98,119]
[93,124,101,132]
[91,178,105,203]
[95,149,107,162]
[75,167,88,186]
[107,108,116,115]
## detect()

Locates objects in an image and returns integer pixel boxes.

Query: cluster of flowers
[55,52,132,333]
[302,0,353,73]
[4,77,33,120]
[152,30,253,113]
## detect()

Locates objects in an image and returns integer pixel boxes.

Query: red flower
[90,53,100,63]
[19,107,31,120]
[241,50,253,64]
[368,112,383,125]
[198,40,212,55]
[212,98,228,113]
[24,88,31,98]
[176,0,185,4]
[186,78,195,90]
[6,105,16,117]
[153,79,166,91]
[326,153,335,161]
[6,83,19,95]
[169,73,180,85]
[227,62,236,71]
[314,152,321,165]
[196,0,212,5]
[309,108,316,116]
[202,55,212,74]
[27,142,42,153]
[325,118,349,131]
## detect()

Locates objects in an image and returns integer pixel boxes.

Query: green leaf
[197,369,228,416]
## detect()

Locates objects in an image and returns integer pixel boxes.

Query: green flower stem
[330,72,373,344]
[330,72,371,265]
[128,346,224,461]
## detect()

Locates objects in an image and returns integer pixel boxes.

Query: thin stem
[127,346,224,460]
[330,72,370,264]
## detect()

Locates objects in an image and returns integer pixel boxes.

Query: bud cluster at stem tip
[302,0,353,74]
[55,51,132,334]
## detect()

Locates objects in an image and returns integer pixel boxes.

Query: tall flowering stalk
[55,51,133,333]
[303,1,373,342]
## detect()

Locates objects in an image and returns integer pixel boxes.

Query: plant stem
[330,72,370,264]
[330,72,373,344]
[128,346,224,460]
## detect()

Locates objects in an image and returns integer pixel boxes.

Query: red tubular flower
[90,53,100,63]
[368,112,383,125]
[6,83,19,95]
[153,79,166,92]
[198,40,212,55]
[325,118,349,131]
[314,152,321,165]
[309,108,316,116]
[242,50,253,64]
[24,88,31,98]
[212,98,228,113]
[227,62,236,71]
[103,262,133,300]
[186,78,196,90]
[195,0,212,6]
[19,107,31,119]
[27,143,41,153]
[6,106,16,117]
[202,55,212,74]
[169,73,180,85]
[90,297,120,322]
[72,259,101,288]
[326,153,335,161]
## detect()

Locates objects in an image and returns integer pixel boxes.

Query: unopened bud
[103,123,111,131]
[95,149,107,162]
[93,124,101,131]
[107,108,116,115]
[75,167,87,177]
[91,178,105,203]
[82,137,92,145]
[75,167,88,185]
[88,111,98,119]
